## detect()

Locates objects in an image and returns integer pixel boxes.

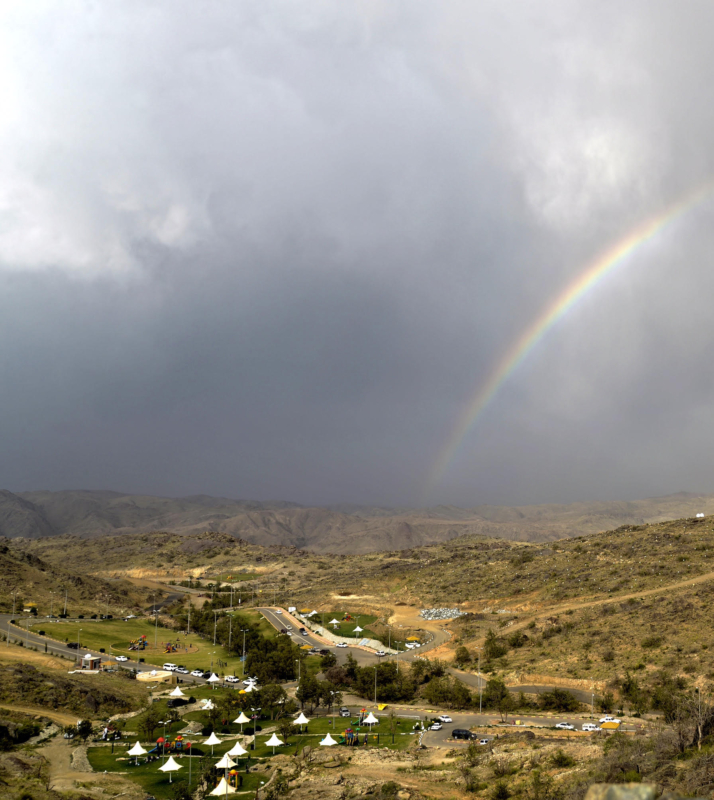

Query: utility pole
[295,659,301,683]
[228,615,232,651]
[213,610,218,645]
[230,583,234,609]
[63,587,68,617]
[187,601,191,636]
[374,666,378,706]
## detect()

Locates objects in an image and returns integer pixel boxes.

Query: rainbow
[425,182,714,498]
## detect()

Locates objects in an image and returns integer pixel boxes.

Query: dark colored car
[452,729,477,740]
[201,671,212,679]
[319,649,331,655]
[167,698,188,708]
[66,642,80,649]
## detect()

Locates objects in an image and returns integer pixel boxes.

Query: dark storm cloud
[2,1,714,506]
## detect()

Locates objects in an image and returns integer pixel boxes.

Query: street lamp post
[295,659,301,683]
[78,629,82,648]
[63,587,68,617]
[241,629,249,677]
[49,591,54,618]
[374,666,378,706]
[213,610,218,645]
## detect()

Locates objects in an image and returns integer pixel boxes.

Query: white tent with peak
[158,756,182,782]
[234,712,250,731]
[215,754,236,770]
[207,673,221,688]
[205,732,222,754]
[127,741,147,764]
[353,625,363,633]
[363,712,379,726]
[294,712,310,728]
[329,618,340,625]
[265,733,283,754]
[320,733,338,746]
[227,740,248,757]
[169,686,185,697]
[209,777,237,796]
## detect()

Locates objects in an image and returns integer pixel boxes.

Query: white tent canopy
[215,754,236,770]
[158,756,182,782]
[329,619,340,625]
[205,732,222,746]
[227,741,248,757]
[353,625,363,632]
[128,742,147,756]
[320,733,338,746]
[209,777,237,796]
[234,712,250,725]
[265,733,283,747]
[169,686,185,697]
[207,673,221,683]
[363,712,379,725]
[294,712,310,726]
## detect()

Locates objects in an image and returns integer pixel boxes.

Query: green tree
[484,629,508,661]
[320,652,337,670]
[260,684,288,720]
[139,707,161,739]
[454,646,472,666]
[77,720,93,741]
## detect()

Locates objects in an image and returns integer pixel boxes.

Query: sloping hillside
[1,488,714,553]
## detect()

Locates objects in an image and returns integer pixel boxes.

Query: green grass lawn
[316,612,378,639]
[87,747,263,798]
[26,613,271,673]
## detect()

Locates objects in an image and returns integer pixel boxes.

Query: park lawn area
[86,747,263,799]
[318,612,377,639]
[25,616,267,673]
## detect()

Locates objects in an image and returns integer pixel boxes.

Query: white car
[428,722,442,731]
[225,675,239,683]
[176,667,189,674]
[600,716,621,724]
[275,610,282,614]
[336,642,348,648]
[115,655,128,662]
[582,723,601,732]
[191,669,204,677]
[163,663,177,671]
[376,650,386,657]
[555,722,575,730]
[437,715,453,723]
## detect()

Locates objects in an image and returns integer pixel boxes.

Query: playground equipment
[128,635,148,651]
[148,735,193,756]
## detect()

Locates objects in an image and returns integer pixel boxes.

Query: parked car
[437,715,453,723]
[555,723,575,730]
[285,631,293,636]
[339,707,351,717]
[201,671,212,679]
[226,675,240,683]
[336,642,348,648]
[115,655,128,662]
[319,649,331,655]
[375,650,386,657]
[452,729,477,740]
[582,723,601,732]
[176,667,189,674]
[191,669,204,677]
[163,663,177,671]
[428,722,442,731]
[280,628,287,634]
[600,716,621,724]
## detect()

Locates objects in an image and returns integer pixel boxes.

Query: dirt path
[0,703,78,727]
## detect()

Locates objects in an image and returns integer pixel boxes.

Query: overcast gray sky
[1,1,714,508]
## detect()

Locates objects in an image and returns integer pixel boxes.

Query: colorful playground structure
[127,635,148,651]
[149,735,194,756]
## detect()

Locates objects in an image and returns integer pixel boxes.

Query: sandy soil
[0,642,69,670]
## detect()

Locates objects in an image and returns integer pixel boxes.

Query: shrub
[641,635,664,649]
[550,749,575,767]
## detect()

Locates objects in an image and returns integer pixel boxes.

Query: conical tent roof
[158,756,182,772]
[128,742,147,756]
[265,733,283,747]
[353,625,363,632]
[209,777,237,796]
[205,732,222,746]
[329,619,340,624]
[363,712,379,724]
[320,733,338,746]
[294,712,310,725]
[215,754,236,770]
[169,686,185,697]
[234,712,250,724]
[207,673,221,682]
[227,741,248,756]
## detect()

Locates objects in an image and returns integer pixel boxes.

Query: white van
[163,662,177,671]
[582,723,601,732]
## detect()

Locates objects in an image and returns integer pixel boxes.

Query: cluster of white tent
[127,710,344,793]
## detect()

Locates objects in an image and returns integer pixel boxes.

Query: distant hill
[1,488,713,553]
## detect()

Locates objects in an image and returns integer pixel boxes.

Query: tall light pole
[49,591,54,618]
[374,666,378,706]
[154,597,158,650]
[63,587,68,617]
[476,647,483,715]
[78,628,82,648]
[295,659,301,683]
[187,601,191,636]
[213,610,218,645]
[241,629,249,677]
[228,615,233,652]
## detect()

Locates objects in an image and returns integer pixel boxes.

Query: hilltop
[2,488,714,553]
